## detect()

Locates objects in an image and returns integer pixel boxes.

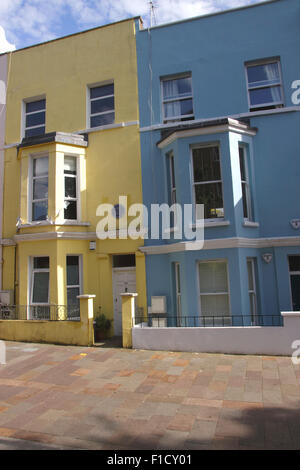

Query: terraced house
[135,0,300,329]
[0,18,147,341]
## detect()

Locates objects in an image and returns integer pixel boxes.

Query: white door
[112,268,136,336]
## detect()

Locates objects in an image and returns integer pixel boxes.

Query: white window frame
[288,255,300,311]
[161,73,194,123]
[87,82,115,129]
[245,58,284,111]
[198,259,231,323]
[64,155,80,222]
[191,143,225,222]
[239,145,253,221]
[29,154,49,223]
[30,256,50,307]
[22,96,46,139]
[247,258,258,324]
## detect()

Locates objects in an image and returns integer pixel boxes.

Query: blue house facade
[135,0,300,326]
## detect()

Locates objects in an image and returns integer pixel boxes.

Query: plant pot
[94,328,109,342]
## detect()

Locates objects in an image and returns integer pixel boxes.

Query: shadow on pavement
[94,336,122,349]
[84,403,300,450]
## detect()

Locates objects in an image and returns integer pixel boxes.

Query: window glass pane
[67,256,79,285]
[33,157,48,177]
[26,99,45,113]
[26,111,45,128]
[163,77,192,99]
[193,147,221,182]
[249,86,282,107]
[65,176,76,199]
[67,287,80,305]
[239,147,246,181]
[64,200,77,220]
[91,113,114,128]
[25,126,45,138]
[175,264,181,293]
[247,260,254,291]
[32,271,49,303]
[91,96,114,115]
[289,256,300,272]
[32,201,48,221]
[290,275,300,311]
[195,183,223,219]
[64,157,76,175]
[200,294,230,316]
[247,63,280,87]
[241,183,248,219]
[33,257,49,269]
[90,84,114,99]
[180,99,193,116]
[33,177,48,200]
[199,262,228,293]
[112,254,136,268]
[67,288,80,317]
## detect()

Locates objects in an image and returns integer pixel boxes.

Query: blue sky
[0,0,269,52]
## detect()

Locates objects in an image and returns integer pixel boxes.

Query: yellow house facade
[1,18,147,337]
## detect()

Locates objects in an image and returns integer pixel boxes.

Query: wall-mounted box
[151,296,166,314]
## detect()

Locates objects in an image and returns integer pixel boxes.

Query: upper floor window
[89,83,114,128]
[246,59,284,111]
[64,156,78,220]
[24,99,46,138]
[31,156,48,221]
[192,145,224,220]
[166,152,176,227]
[239,146,253,221]
[161,74,194,123]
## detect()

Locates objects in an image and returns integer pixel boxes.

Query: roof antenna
[149,1,158,27]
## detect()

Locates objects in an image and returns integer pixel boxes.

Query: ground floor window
[198,260,230,325]
[66,255,81,319]
[289,256,300,311]
[247,258,258,323]
[174,262,182,325]
[30,256,50,319]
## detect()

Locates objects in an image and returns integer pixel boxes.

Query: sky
[0,0,269,53]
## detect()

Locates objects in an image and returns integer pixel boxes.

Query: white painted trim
[77,120,139,135]
[141,107,300,134]
[158,120,257,148]
[139,236,300,254]
[243,221,259,228]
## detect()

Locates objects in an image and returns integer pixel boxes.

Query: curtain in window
[163,80,181,118]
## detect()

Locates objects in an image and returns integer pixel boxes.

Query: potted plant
[94,313,112,341]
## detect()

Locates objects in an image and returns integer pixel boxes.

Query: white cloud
[0,0,268,49]
[0,26,15,53]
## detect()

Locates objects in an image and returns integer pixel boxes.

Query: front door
[112,268,136,336]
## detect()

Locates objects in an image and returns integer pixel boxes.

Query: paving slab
[0,340,300,449]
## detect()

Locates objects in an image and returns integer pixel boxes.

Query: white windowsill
[20,220,91,228]
[243,221,259,228]
[204,220,230,228]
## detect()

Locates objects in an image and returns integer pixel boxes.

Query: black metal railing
[0,305,80,321]
[134,313,283,328]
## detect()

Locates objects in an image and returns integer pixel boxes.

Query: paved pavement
[0,340,300,450]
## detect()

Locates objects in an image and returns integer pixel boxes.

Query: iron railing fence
[134,314,283,328]
[0,305,80,321]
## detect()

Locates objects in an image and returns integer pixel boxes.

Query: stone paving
[0,340,300,449]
